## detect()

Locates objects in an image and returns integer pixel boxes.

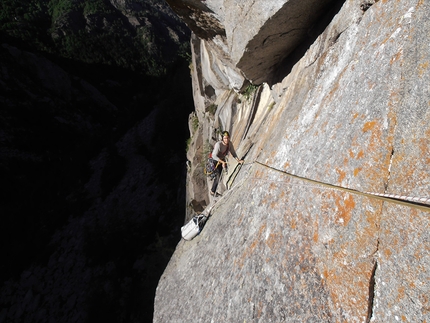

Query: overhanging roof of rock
[230,0,338,84]
[165,0,226,39]
[166,0,338,84]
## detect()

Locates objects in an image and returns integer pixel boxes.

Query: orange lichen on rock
[362,120,377,133]
[352,112,360,120]
[336,167,346,183]
[321,258,375,321]
[313,230,318,243]
[254,169,263,178]
[236,223,267,269]
[266,232,282,252]
[290,217,297,230]
[270,200,278,209]
[364,120,382,155]
[418,61,429,77]
[334,193,355,226]
[364,199,382,228]
[353,167,362,176]
[359,118,392,189]
[390,50,402,65]
[398,285,406,299]
[419,133,430,161]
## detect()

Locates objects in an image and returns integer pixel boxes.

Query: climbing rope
[207,157,430,216]
[253,160,430,213]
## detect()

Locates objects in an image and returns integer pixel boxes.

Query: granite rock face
[155,0,430,322]
[166,0,339,84]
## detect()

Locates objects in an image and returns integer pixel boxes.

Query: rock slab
[155,0,430,322]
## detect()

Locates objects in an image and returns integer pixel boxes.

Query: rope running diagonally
[207,159,430,215]
[253,160,430,213]
[205,160,254,216]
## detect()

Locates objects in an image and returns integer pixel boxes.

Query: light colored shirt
[211,141,238,162]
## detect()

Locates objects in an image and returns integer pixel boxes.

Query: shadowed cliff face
[155,0,430,322]
[0,0,190,76]
[0,44,193,322]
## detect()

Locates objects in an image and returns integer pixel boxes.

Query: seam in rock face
[384,148,395,193]
[240,85,263,142]
[230,0,257,46]
[366,260,378,323]
[384,102,400,195]
[387,148,395,177]
[328,29,344,46]
[244,0,257,20]
[258,26,305,49]
[305,23,350,69]
[360,0,380,12]
[384,53,401,195]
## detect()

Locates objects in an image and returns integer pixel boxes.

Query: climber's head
[222,131,230,144]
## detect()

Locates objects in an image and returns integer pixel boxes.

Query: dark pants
[211,161,224,193]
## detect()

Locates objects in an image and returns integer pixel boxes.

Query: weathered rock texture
[167,0,340,84]
[155,0,430,322]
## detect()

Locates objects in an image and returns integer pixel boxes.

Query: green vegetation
[199,141,213,169]
[0,0,51,51]
[185,114,198,152]
[243,83,259,101]
[206,103,217,116]
[0,2,193,321]
[0,0,190,77]
[178,41,192,63]
[204,141,213,156]
[185,137,192,152]
[82,0,112,15]
[268,101,275,112]
[191,114,199,132]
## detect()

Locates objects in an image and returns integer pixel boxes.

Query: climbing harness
[204,158,220,179]
[204,142,229,179]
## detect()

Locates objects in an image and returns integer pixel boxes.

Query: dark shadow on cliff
[269,0,346,86]
[0,42,193,323]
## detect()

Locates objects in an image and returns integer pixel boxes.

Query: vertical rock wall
[156,0,430,322]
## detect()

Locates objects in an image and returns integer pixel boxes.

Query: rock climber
[210,131,243,196]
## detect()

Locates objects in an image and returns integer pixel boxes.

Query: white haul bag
[181,214,207,240]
